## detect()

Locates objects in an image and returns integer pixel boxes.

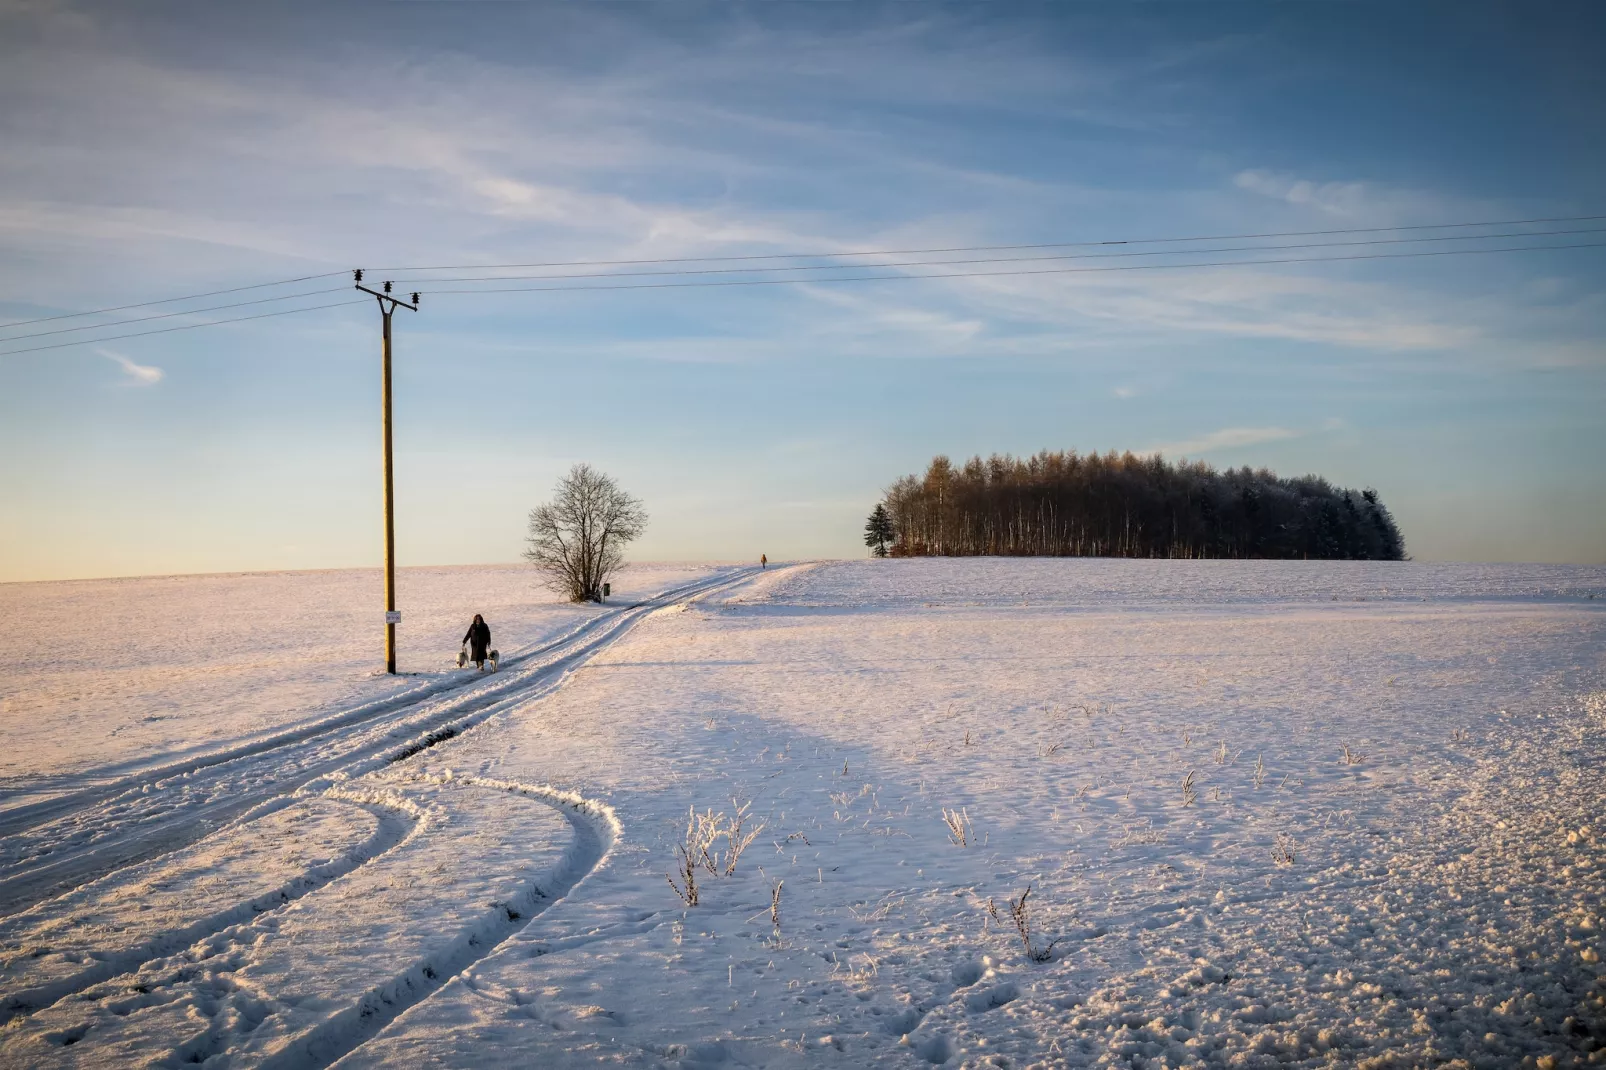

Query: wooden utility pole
[354,271,419,674]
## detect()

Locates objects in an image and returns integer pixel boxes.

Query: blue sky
[1,1,1603,581]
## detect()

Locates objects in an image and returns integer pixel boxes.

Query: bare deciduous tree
[524,464,647,603]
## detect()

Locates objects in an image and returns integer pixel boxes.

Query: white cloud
[1234,169,1368,216]
[98,348,162,385]
[1230,169,1477,226]
[1149,426,1298,457]
[922,262,1482,353]
[1112,386,1138,399]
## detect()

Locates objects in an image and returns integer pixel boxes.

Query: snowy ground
[0,562,725,799]
[1,559,1603,1069]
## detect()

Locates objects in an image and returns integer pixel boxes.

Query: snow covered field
[0,563,726,798]
[1,559,1603,1069]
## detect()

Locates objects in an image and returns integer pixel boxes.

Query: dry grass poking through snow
[666,801,766,906]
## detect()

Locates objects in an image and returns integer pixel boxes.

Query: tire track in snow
[0,567,766,1057]
[0,569,734,842]
[0,778,618,1069]
[0,793,423,1029]
[0,568,756,916]
[258,777,621,1070]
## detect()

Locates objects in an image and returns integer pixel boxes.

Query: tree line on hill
[863,450,1405,560]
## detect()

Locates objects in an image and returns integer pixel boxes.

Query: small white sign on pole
[385,610,401,624]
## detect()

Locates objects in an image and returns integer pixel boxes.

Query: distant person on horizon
[462,613,491,672]
[761,554,767,570]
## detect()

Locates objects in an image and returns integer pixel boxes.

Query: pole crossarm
[355,281,420,312]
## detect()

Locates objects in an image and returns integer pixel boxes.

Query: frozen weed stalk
[689,807,725,873]
[1181,769,1197,807]
[942,807,974,846]
[722,800,765,876]
[1273,833,1298,866]
[1253,754,1267,790]
[667,840,701,907]
[1341,742,1366,765]
[1214,741,1229,765]
[667,807,723,905]
[668,802,766,902]
[1007,884,1061,963]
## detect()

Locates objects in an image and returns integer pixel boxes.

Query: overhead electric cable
[4,213,1602,355]
[6,212,1600,333]
[0,299,369,358]
[419,239,1606,297]
[372,213,1606,274]
[0,287,353,343]
[0,270,352,331]
[398,226,1606,285]
[12,225,1590,344]
[4,241,1601,359]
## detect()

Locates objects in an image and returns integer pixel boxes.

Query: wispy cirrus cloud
[98,347,162,385]
[1148,425,1297,458]
[1230,169,1478,225]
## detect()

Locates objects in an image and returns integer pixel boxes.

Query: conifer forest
[876,451,1406,560]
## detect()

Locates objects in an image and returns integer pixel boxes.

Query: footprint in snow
[912,1032,956,1064]
[881,1007,923,1036]
[964,981,1019,1013]
[949,960,985,987]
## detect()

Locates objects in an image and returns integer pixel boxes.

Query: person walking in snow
[761,553,767,570]
[462,613,491,672]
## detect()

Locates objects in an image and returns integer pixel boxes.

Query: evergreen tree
[864,503,894,558]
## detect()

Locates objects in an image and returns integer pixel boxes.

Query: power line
[5,212,1600,333]
[420,239,1606,297]
[0,287,352,344]
[4,220,1602,358]
[397,226,1606,286]
[0,270,352,331]
[0,299,369,358]
[374,213,1606,274]
[12,225,1591,344]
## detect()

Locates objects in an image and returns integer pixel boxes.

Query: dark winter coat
[463,618,491,661]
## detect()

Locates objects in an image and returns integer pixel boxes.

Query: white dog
[458,646,499,672]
